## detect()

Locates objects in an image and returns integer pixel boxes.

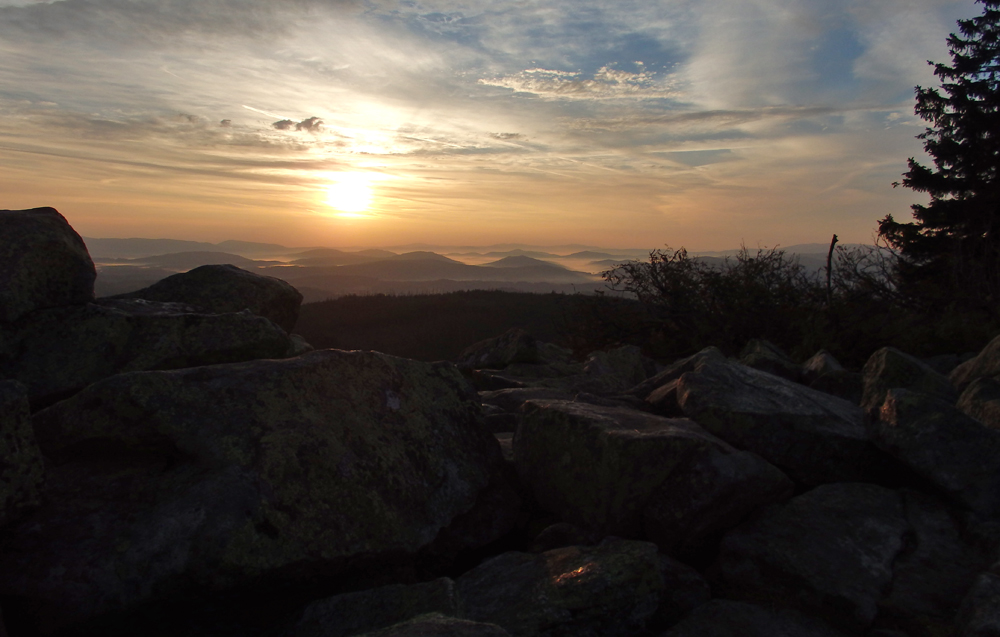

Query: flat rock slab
[514,400,791,557]
[1,350,501,633]
[0,380,43,526]
[663,599,850,637]
[0,207,95,323]
[873,389,1000,517]
[0,300,294,407]
[714,483,908,634]
[676,360,875,486]
[113,264,303,333]
[456,538,663,637]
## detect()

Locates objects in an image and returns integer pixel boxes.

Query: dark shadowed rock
[872,389,1000,517]
[663,600,850,637]
[951,334,1000,393]
[528,522,598,553]
[0,300,294,407]
[802,350,845,385]
[675,359,876,486]
[649,554,711,629]
[740,339,801,382]
[514,400,791,555]
[0,350,502,633]
[627,346,725,400]
[458,328,539,370]
[0,207,96,323]
[581,345,656,393]
[808,369,864,405]
[714,483,908,634]
[861,347,957,411]
[113,264,303,333]
[359,614,511,637]
[289,578,458,637]
[0,381,43,526]
[956,567,1000,637]
[455,538,664,637]
[958,376,1000,430]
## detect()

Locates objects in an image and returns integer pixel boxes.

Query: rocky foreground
[1,207,999,636]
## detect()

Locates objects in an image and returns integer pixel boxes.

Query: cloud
[272,117,323,132]
[479,64,678,100]
[272,120,296,131]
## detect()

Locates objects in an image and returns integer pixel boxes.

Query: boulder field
[0,207,999,636]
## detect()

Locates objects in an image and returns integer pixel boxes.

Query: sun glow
[325,173,374,215]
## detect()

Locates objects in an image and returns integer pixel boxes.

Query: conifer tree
[880,0,1000,306]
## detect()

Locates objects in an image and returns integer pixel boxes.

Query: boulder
[455,538,664,637]
[0,380,43,526]
[714,483,909,634]
[808,369,864,405]
[861,347,957,411]
[872,389,1000,517]
[663,600,850,637]
[627,346,725,400]
[581,345,656,393]
[649,554,711,629]
[0,300,294,407]
[956,568,1000,637]
[514,400,791,556]
[359,614,511,637]
[958,376,1000,430]
[951,334,1000,393]
[675,359,876,486]
[801,350,845,385]
[0,207,96,323]
[289,578,458,637]
[113,264,303,333]
[0,350,503,633]
[458,328,539,370]
[740,339,801,382]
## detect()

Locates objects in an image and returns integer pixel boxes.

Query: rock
[455,538,664,637]
[801,350,844,385]
[675,359,876,486]
[113,264,303,333]
[951,334,1000,393]
[528,523,598,553]
[514,400,791,556]
[0,381,43,526]
[0,300,294,408]
[714,483,909,634]
[740,339,801,382]
[359,614,511,637]
[1,350,502,633]
[872,389,1000,517]
[956,568,1000,637]
[861,347,957,411]
[663,599,850,637]
[289,579,458,637]
[958,376,1000,430]
[649,554,711,629]
[581,345,656,393]
[627,347,725,400]
[458,328,539,370]
[288,333,315,356]
[923,352,973,376]
[808,369,864,405]
[0,207,96,323]
[480,388,577,414]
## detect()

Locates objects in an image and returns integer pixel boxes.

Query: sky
[0,0,982,249]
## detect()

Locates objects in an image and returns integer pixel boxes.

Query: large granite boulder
[872,389,1000,517]
[675,359,876,486]
[113,264,303,333]
[0,380,43,526]
[0,207,96,323]
[514,400,792,557]
[958,376,1000,430]
[0,350,503,633]
[801,350,845,385]
[455,538,664,637]
[740,339,801,382]
[580,345,656,393]
[957,567,1000,637]
[663,600,850,637]
[627,346,725,400]
[714,483,909,633]
[0,300,294,407]
[458,328,539,370]
[861,347,957,411]
[951,334,1000,393]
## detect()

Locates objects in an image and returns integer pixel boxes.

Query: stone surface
[456,538,664,637]
[0,207,96,323]
[289,579,458,637]
[627,347,725,400]
[956,568,1000,637]
[739,339,801,382]
[581,345,655,393]
[0,300,294,407]
[114,264,303,333]
[0,350,502,633]
[663,600,850,637]
[458,328,539,370]
[808,370,864,405]
[861,347,957,411]
[714,483,908,634]
[514,400,791,555]
[675,359,875,486]
[359,614,511,637]
[650,554,711,629]
[951,334,1000,393]
[0,380,43,526]
[872,389,1000,517]
[801,350,845,385]
[958,376,1000,430]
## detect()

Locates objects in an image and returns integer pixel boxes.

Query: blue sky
[0,0,981,248]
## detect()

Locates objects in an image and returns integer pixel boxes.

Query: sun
[325,173,374,214]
